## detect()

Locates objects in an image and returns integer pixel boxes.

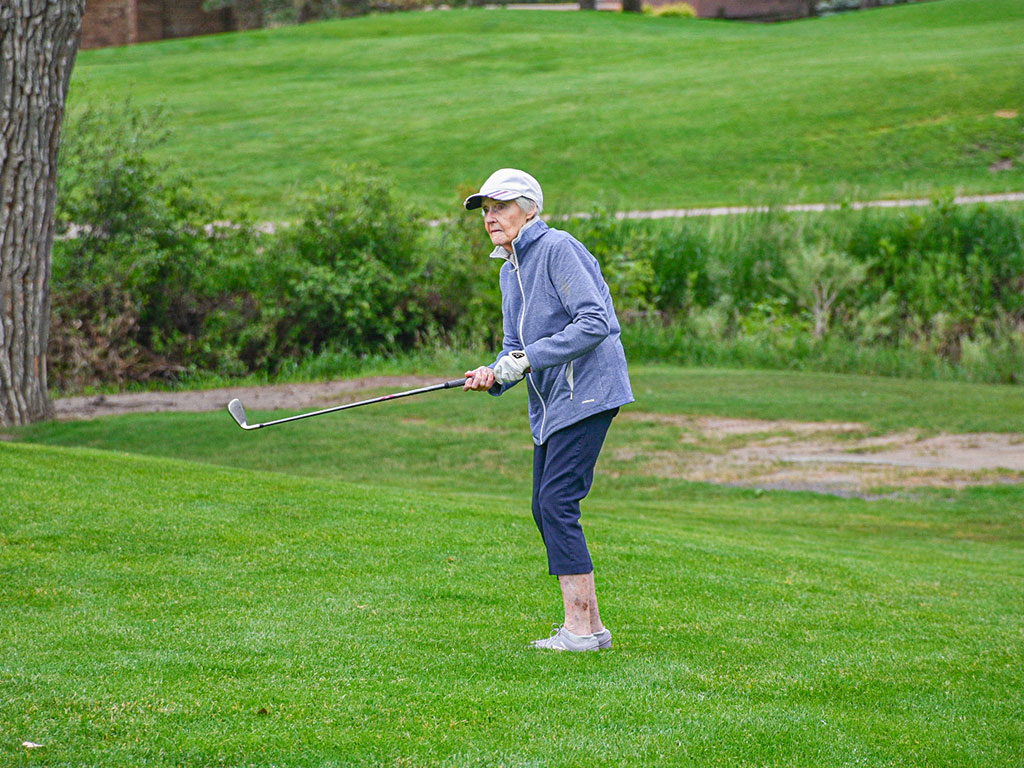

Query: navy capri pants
[532,408,618,576]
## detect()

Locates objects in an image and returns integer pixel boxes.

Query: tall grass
[569,201,1024,384]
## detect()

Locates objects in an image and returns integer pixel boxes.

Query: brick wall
[689,0,813,20]
[80,0,234,50]
[135,0,164,43]
[642,0,814,19]
[159,1,233,40]
[80,0,135,49]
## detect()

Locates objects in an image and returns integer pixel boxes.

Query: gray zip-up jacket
[488,218,634,444]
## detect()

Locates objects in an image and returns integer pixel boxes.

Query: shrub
[52,99,262,390]
[843,201,1024,357]
[420,204,503,350]
[771,244,870,338]
[649,2,697,17]
[50,101,499,389]
[49,103,1024,390]
[562,208,658,315]
[612,202,1024,383]
[264,169,430,360]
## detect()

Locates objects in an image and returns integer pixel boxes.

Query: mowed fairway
[3,368,1023,766]
[15,366,1024,498]
[68,0,1024,217]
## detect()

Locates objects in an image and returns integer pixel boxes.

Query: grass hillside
[2,433,1022,766]
[68,0,1024,217]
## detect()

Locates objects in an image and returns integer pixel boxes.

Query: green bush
[51,108,504,388]
[49,103,1024,389]
[561,209,659,315]
[52,100,263,389]
[612,202,1024,383]
[263,170,429,360]
[771,243,870,338]
[648,2,697,17]
[844,201,1024,355]
[420,206,503,350]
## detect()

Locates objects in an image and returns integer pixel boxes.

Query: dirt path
[248,192,1024,234]
[50,377,1024,498]
[612,192,1024,221]
[52,376,442,421]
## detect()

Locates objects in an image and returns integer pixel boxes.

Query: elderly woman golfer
[462,169,634,652]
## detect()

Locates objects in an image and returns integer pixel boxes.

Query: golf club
[227,378,466,431]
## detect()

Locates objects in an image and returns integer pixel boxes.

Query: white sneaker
[593,628,612,649]
[529,625,599,651]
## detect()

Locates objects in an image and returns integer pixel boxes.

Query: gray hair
[515,196,540,217]
[480,196,541,218]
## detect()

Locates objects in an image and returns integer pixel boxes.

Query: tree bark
[0,0,84,426]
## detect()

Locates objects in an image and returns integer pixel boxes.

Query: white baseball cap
[464,168,544,213]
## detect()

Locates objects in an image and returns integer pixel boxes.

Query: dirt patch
[629,411,864,438]
[617,412,1024,497]
[47,379,1024,498]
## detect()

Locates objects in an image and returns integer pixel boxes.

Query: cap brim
[464,189,520,210]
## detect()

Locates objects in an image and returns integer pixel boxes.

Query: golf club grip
[445,378,467,388]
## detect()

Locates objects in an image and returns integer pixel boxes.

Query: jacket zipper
[511,244,548,444]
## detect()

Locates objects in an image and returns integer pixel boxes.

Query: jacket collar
[489,218,549,264]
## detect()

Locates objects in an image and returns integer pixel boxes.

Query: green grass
[2,371,1023,765]
[68,0,1024,218]
[14,367,1024,502]
[5,368,1024,765]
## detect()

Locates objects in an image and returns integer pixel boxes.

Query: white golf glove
[492,350,531,385]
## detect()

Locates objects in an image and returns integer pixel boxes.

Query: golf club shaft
[242,378,465,429]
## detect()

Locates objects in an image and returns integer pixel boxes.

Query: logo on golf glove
[493,350,531,384]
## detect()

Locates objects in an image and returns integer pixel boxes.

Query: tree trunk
[0,0,84,426]
[621,0,643,12]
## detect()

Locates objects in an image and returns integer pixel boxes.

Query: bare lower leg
[558,571,604,635]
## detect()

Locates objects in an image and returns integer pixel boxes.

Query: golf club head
[227,398,252,430]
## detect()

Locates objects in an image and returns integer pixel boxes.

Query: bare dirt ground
[52,376,442,421]
[52,377,1024,498]
[614,412,1024,498]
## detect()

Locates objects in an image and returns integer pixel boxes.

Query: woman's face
[481,198,530,250]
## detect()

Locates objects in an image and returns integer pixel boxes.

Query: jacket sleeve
[523,238,610,371]
[488,266,525,396]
